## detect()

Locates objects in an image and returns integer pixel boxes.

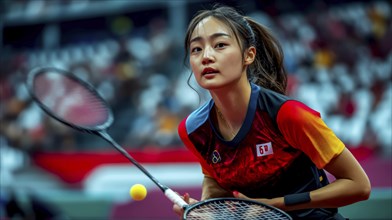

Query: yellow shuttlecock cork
[130,184,147,201]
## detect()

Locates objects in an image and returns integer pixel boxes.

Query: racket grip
[164,188,188,208]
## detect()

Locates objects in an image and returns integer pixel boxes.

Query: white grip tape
[165,189,188,208]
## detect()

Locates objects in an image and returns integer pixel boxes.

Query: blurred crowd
[1,0,391,158]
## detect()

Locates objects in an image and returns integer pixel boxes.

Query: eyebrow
[190,32,231,44]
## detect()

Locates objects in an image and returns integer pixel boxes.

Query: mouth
[202,67,219,76]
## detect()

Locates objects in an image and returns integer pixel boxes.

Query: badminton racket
[26,66,292,220]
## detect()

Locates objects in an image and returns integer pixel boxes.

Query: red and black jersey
[178,83,345,219]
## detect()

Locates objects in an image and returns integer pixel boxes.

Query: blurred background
[0,0,391,219]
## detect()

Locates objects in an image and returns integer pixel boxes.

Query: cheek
[189,58,199,74]
[223,52,243,71]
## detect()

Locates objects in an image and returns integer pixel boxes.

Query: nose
[202,47,214,65]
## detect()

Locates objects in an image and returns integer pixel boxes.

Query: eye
[215,43,227,49]
[191,46,202,53]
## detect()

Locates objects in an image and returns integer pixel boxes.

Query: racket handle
[164,188,188,208]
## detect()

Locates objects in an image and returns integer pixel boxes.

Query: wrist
[284,192,311,206]
[269,197,285,210]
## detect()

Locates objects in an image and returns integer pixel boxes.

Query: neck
[211,81,251,125]
[215,107,237,140]
[212,82,251,140]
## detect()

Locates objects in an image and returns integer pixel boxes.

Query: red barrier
[32,148,199,185]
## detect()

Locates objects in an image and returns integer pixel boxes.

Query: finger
[183,193,190,203]
[173,192,190,217]
[173,204,184,216]
[233,191,248,199]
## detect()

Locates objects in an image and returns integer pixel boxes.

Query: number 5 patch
[256,142,274,157]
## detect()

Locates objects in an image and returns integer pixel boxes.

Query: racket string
[186,200,290,220]
[33,72,109,127]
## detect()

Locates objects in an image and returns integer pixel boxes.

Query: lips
[202,67,219,75]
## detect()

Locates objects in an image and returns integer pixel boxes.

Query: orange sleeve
[277,100,345,168]
[178,117,213,177]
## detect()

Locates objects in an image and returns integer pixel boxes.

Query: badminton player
[173,5,371,219]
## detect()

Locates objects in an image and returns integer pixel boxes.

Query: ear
[244,46,256,65]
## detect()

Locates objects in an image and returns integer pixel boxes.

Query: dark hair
[184,5,287,95]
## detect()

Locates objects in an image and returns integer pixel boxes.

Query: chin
[199,82,227,91]
[199,77,241,91]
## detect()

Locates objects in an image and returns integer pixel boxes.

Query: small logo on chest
[256,142,274,157]
[212,150,221,164]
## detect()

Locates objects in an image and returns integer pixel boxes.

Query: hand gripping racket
[26,67,292,220]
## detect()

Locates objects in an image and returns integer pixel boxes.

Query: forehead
[191,16,233,39]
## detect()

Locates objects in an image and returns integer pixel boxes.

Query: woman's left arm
[276,101,371,210]
[282,147,371,211]
[235,147,371,211]
[307,147,371,207]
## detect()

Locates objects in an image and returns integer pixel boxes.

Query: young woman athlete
[173,5,371,219]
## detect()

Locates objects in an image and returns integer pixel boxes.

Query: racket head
[26,66,113,132]
[183,198,292,220]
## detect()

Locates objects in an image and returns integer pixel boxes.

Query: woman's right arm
[201,176,232,200]
[173,175,230,217]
